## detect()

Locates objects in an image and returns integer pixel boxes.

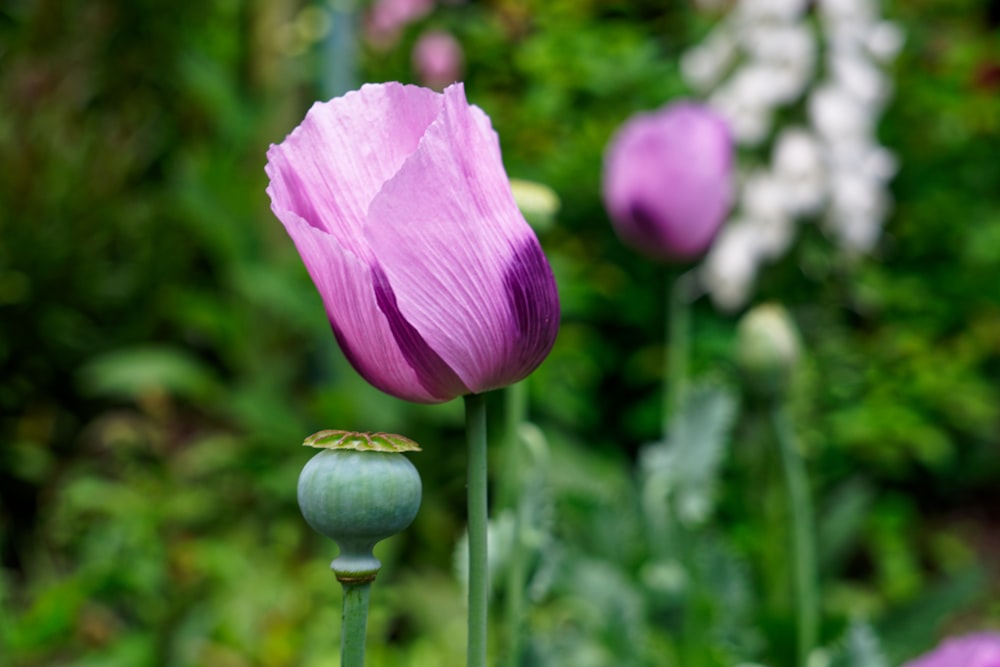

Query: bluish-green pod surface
[298,449,422,580]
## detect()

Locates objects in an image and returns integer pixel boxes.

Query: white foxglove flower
[750,213,798,260]
[866,21,905,61]
[710,84,773,146]
[738,0,809,23]
[772,128,826,215]
[701,223,762,312]
[830,51,889,106]
[685,0,901,309]
[744,170,789,222]
[828,172,889,252]
[682,25,738,93]
[740,169,799,260]
[859,145,898,181]
[742,23,815,67]
[809,85,874,142]
[818,0,877,24]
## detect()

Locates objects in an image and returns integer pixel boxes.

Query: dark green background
[1,1,998,665]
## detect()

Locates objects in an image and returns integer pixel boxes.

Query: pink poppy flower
[266,82,560,403]
[365,0,434,50]
[602,101,734,261]
[902,632,1000,667]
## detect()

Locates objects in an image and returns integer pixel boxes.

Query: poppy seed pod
[603,101,734,262]
[297,431,422,582]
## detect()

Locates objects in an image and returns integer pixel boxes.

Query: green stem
[503,382,528,667]
[665,270,692,436]
[340,581,372,667]
[772,405,818,667]
[465,393,489,667]
[646,271,694,562]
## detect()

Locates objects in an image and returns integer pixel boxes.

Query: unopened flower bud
[736,303,801,398]
[602,101,734,262]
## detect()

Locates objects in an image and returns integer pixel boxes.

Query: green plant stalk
[465,393,489,667]
[665,270,691,433]
[661,270,697,655]
[503,381,528,667]
[647,271,693,560]
[773,405,819,667]
[340,581,372,667]
[662,271,738,663]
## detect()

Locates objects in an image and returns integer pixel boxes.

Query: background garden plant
[1,1,999,666]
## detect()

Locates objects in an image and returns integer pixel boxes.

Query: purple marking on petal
[628,202,662,245]
[502,238,560,380]
[364,83,555,393]
[371,266,470,399]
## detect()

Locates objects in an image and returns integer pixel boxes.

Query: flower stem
[772,405,818,667]
[340,581,372,667]
[665,270,693,434]
[465,392,489,667]
[647,271,696,561]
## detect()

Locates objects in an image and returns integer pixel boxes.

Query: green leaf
[829,621,889,667]
[818,478,875,576]
[76,345,220,402]
[640,382,739,526]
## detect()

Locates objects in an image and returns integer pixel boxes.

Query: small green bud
[510,178,560,232]
[297,430,422,583]
[736,303,801,399]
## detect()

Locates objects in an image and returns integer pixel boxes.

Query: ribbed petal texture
[603,101,734,262]
[266,82,559,403]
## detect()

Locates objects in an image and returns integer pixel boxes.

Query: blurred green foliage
[1,0,999,665]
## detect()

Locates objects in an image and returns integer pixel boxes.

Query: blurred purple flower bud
[602,101,734,262]
[902,632,1000,667]
[366,0,434,50]
[265,83,560,404]
[412,30,464,90]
